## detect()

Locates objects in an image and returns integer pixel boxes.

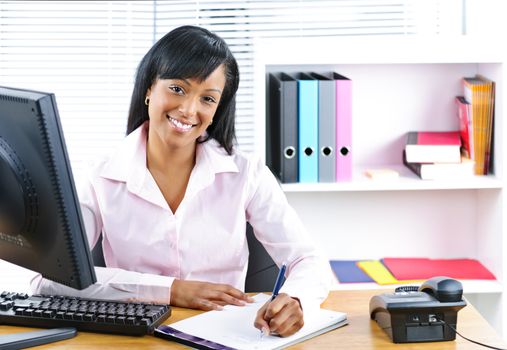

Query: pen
[270,263,287,301]
[260,262,287,339]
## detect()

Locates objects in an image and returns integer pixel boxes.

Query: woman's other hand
[171,279,254,310]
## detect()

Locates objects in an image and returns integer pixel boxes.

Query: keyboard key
[0,301,12,311]
[34,310,44,317]
[23,308,34,316]
[43,310,54,318]
[4,293,17,300]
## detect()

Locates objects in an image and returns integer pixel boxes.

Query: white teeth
[169,117,193,130]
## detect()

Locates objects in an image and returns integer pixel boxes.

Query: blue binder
[296,73,318,183]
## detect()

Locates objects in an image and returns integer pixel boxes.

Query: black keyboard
[0,291,171,336]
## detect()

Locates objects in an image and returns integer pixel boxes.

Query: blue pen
[260,262,287,339]
[271,263,287,301]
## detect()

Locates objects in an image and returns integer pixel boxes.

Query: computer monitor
[0,86,97,290]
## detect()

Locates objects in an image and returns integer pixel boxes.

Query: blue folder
[329,260,375,283]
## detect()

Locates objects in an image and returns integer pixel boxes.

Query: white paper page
[168,294,347,350]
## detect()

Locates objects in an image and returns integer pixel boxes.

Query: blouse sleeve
[244,157,333,312]
[30,170,174,304]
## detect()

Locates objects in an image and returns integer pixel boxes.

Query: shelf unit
[253,36,506,337]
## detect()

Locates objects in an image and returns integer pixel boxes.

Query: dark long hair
[126,25,239,154]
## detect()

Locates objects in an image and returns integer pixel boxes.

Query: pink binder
[334,73,352,181]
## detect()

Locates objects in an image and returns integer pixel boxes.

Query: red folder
[382,257,496,280]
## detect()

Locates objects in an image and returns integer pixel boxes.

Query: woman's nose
[179,97,198,118]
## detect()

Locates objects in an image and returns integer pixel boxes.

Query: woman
[33,25,332,337]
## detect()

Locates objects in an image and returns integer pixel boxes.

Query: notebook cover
[382,257,496,280]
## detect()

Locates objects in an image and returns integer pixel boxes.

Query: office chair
[91,223,279,293]
[244,222,280,292]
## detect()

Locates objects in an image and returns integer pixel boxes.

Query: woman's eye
[203,96,217,104]
[169,86,184,94]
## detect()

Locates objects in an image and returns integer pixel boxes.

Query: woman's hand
[171,279,254,311]
[254,293,304,337]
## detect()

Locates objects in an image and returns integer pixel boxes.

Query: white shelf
[281,165,502,192]
[331,280,503,294]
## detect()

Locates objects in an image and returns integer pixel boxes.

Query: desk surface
[1,290,505,349]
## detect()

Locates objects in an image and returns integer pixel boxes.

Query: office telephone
[369,276,467,343]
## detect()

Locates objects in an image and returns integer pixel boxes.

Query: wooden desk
[1,290,505,349]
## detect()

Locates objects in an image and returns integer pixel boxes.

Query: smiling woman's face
[146,64,226,152]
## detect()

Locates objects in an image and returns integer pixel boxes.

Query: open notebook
[154,294,347,350]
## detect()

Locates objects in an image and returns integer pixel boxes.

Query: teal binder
[296,73,318,183]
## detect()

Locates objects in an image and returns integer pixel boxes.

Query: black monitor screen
[0,86,96,290]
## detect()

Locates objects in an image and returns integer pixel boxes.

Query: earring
[144,97,149,106]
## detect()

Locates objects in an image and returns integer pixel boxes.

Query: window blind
[0,0,463,179]
[0,0,154,181]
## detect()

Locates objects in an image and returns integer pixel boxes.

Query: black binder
[266,72,298,183]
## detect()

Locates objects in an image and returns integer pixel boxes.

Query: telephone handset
[395,276,464,302]
[419,276,464,302]
[369,276,467,343]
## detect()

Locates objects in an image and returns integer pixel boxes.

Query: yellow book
[463,75,495,175]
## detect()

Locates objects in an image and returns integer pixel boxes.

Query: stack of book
[458,75,495,175]
[266,71,352,183]
[403,131,474,180]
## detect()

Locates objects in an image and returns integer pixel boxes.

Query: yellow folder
[357,260,422,285]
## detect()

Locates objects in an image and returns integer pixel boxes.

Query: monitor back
[0,86,96,290]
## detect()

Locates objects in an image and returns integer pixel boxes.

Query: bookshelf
[253,36,506,337]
